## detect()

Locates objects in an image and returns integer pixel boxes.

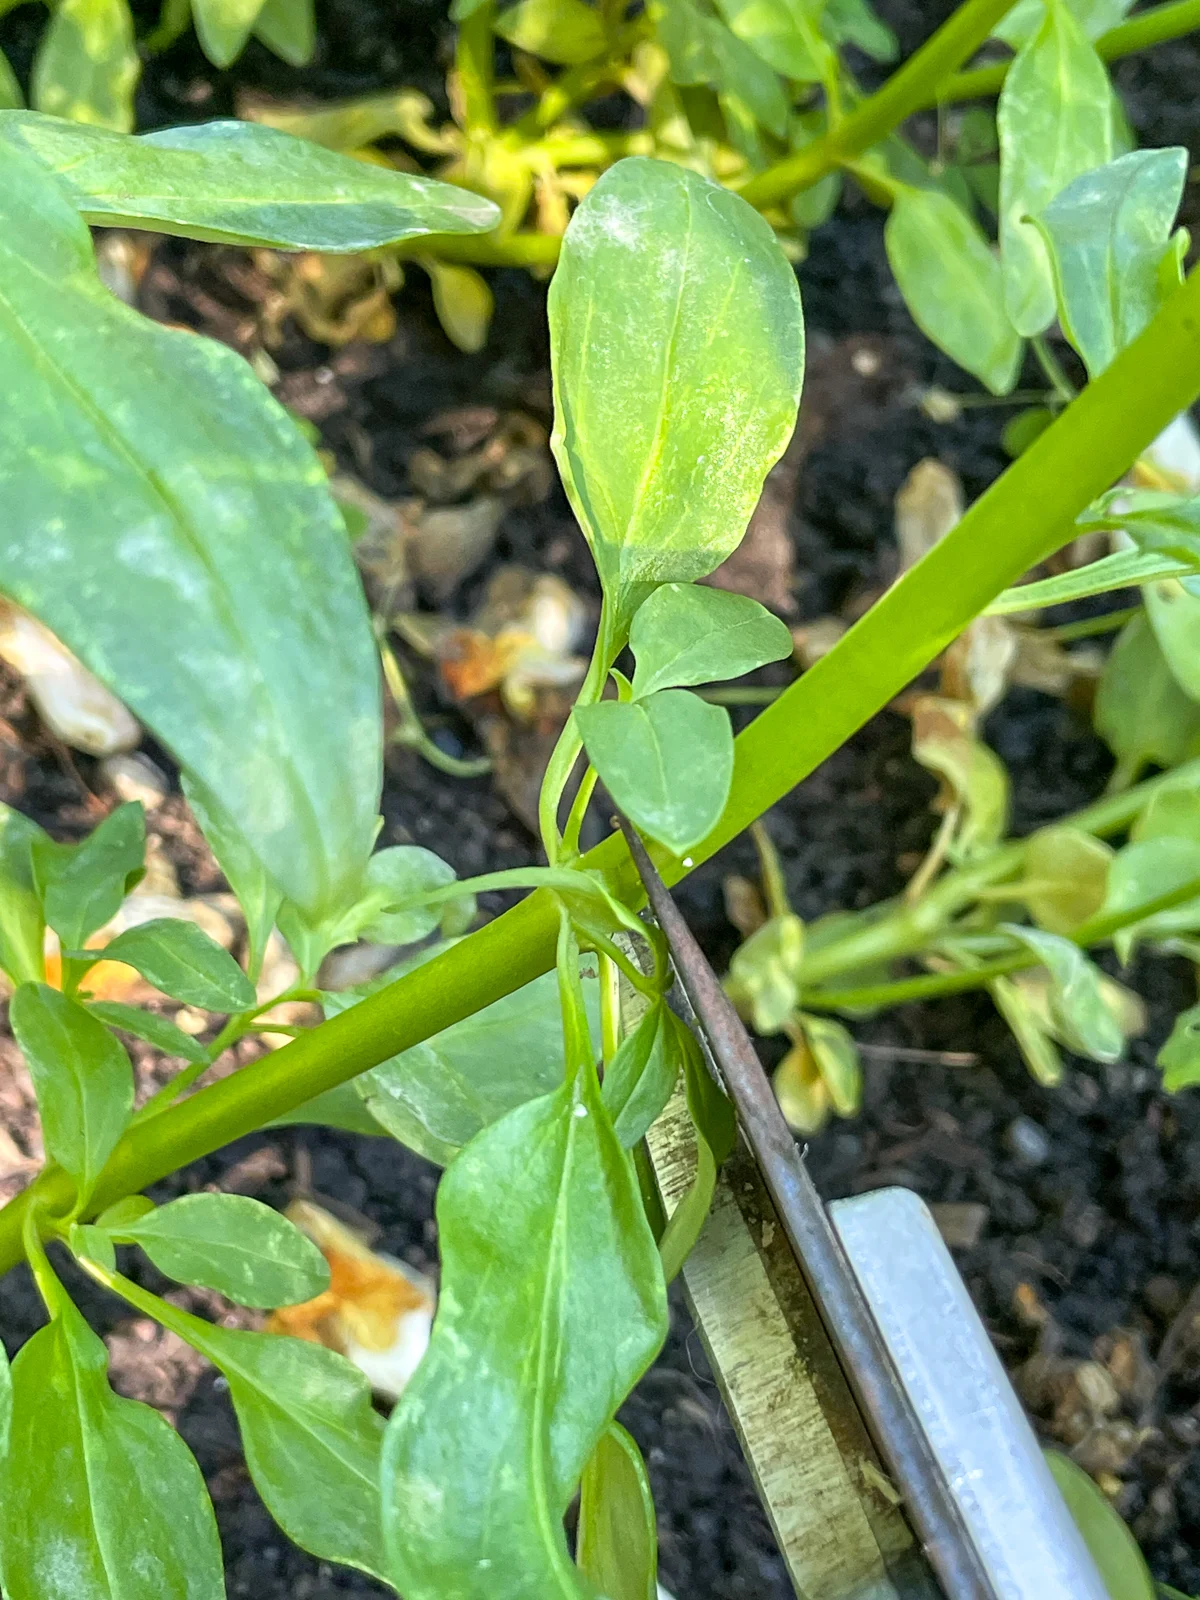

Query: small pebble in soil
[1004,1115,1051,1167]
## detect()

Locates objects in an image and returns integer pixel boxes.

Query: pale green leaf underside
[0,112,501,250]
[0,139,382,916]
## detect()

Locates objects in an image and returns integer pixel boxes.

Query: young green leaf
[0,1293,222,1600]
[1101,836,1200,961]
[629,583,792,698]
[1094,612,1200,786]
[1158,1002,1200,1091]
[994,0,1131,47]
[31,0,139,131]
[0,112,501,249]
[0,138,382,920]
[578,1423,659,1600]
[1145,576,1200,703]
[986,546,1200,613]
[997,0,1113,336]
[382,1073,667,1597]
[1019,826,1113,934]
[70,1220,118,1272]
[548,157,803,624]
[495,0,606,63]
[112,1192,330,1307]
[1033,147,1188,378]
[823,0,896,59]
[91,917,256,1013]
[709,0,830,80]
[658,1020,735,1282]
[1044,1451,1155,1600]
[355,845,460,945]
[655,0,792,136]
[95,1193,156,1229]
[270,1079,394,1138]
[191,0,267,66]
[989,973,1064,1085]
[725,912,804,1034]
[10,982,133,1203]
[884,184,1023,395]
[1131,776,1200,843]
[0,801,46,987]
[32,800,145,951]
[798,1012,861,1118]
[602,999,683,1146]
[911,696,1009,859]
[577,690,733,855]
[181,773,281,983]
[1001,924,1125,1062]
[86,999,212,1065]
[252,0,313,58]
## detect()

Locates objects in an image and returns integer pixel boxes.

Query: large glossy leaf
[997,0,1112,336]
[10,983,133,1203]
[31,0,138,131]
[0,1293,222,1600]
[312,956,600,1162]
[577,690,733,855]
[112,1193,330,1307]
[0,802,46,987]
[181,775,281,984]
[0,139,381,918]
[0,112,501,250]
[548,157,803,625]
[96,917,256,1012]
[577,1423,659,1600]
[884,184,1022,395]
[629,583,791,698]
[382,1074,667,1597]
[1033,147,1188,378]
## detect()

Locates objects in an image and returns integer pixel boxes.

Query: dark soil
[4,2,1200,1595]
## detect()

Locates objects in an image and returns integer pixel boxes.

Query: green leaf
[10,982,133,1202]
[0,1295,223,1600]
[987,546,1200,613]
[0,46,23,110]
[1094,612,1200,785]
[1132,777,1200,843]
[658,1021,735,1282]
[884,184,1023,395]
[495,0,607,63]
[1159,1002,1200,1091]
[989,972,1064,1085]
[1033,147,1188,378]
[356,845,460,945]
[602,999,683,1146]
[1145,576,1200,702]
[147,1306,389,1581]
[577,1423,658,1600]
[711,24,790,142]
[995,0,1132,46]
[0,1335,10,1456]
[911,696,1009,859]
[31,0,139,131]
[0,802,46,987]
[192,0,267,66]
[0,112,501,249]
[424,258,494,353]
[822,0,896,60]
[95,1193,156,1228]
[1020,826,1113,934]
[548,157,804,624]
[70,1219,117,1271]
[1102,836,1200,961]
[997,0,1113,337]
[92,917,255,1013]
[382,1072,667,1597]
[577,691,733,855]
[798,1011,861,1117]
[709,0,831,82]
[32,801,145,951]
[725,911,804,1034]
[86,999,212,1065]
[1001,924,1125,1062]
[1044,1450,1155,1600]
[317,956,600,1162]
[252,0,314,62]
[113,1193,330,1307]
[629,583,791,698]
[271,1079,392,1137]
[0,138,382,919]
[181,774,281,983]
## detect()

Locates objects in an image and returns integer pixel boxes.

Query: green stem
[539,600,620,864]
[1041,606,1140,642]
[399,230,562,269]
[1031,336,1077,406]
[1,270,1199,1278]
[938,0,1200,106]
[455,1,498,134]
[739,0,1019,208]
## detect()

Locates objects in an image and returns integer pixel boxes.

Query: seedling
[2,2,1200,1588]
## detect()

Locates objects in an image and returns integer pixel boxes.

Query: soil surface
[4,2,1200,1595]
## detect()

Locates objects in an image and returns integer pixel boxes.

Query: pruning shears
[618,817,1111,1600]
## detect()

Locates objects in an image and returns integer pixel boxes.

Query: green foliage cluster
[1,0,1200,1590]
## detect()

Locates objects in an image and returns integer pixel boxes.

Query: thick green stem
[938,0,1200,106]
[1,270,1199,1278]
[738,0,1018,208]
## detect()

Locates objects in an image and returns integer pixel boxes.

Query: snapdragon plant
[2,10,1200,1592]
